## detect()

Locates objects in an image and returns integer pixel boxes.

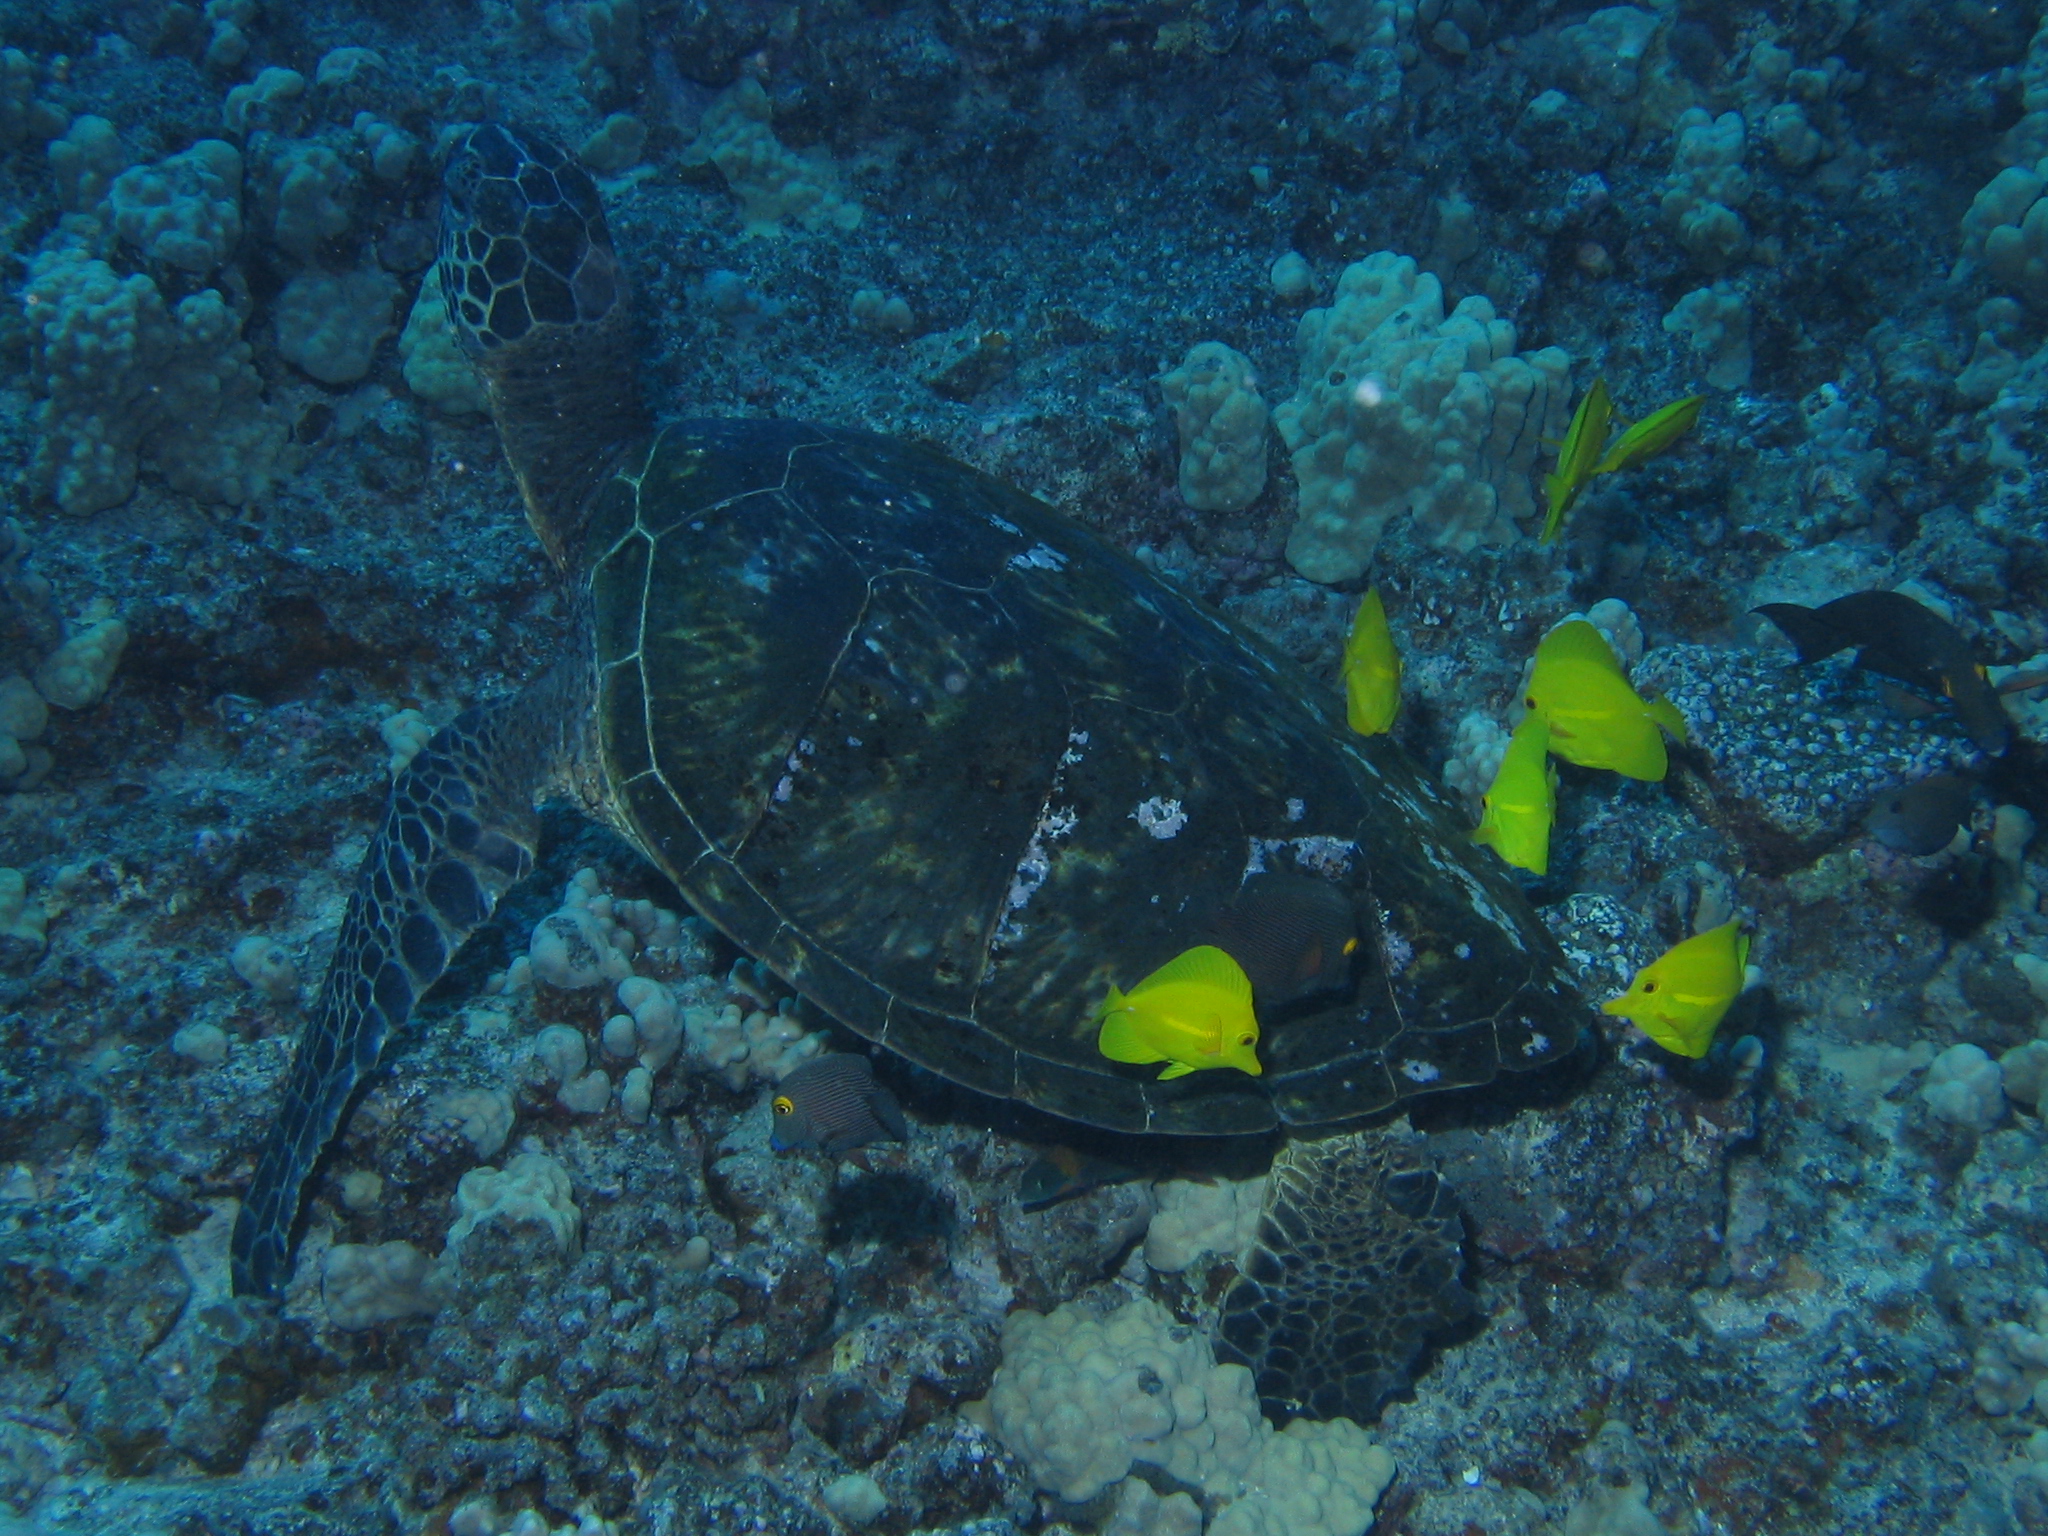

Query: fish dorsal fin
[1535,658,1640,729]
[1136,944,1253,1004]
[1536,620,1627,680]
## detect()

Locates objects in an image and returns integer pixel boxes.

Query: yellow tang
[1471,710,1557,876]
[1540,377,1612,544]
[1524,620,1688,781]
[1602,919,1752,1058]
[1095,944,1261,1080]
[1342,586,1402,736]
[1593,394,1704,477]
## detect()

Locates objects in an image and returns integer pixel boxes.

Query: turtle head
[439,124,652,569]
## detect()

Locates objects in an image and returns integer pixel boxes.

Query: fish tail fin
[1645,693,1689,743]
[1539,477,1569,543]
[1157,1061,1195,1080]
[867,1087,909,1143]
[1097,1010,1166,1065]
[1754,603,1848,665]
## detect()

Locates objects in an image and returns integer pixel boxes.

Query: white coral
[399,285,487,415]
[274,267,397,385]
[1274,252,1570,583]
[1145,1175,1267,1273]
[110,140,243,273]
[1160,342,1269,513]
[975,1293,1396,1536]
[683,78,860,237]
[23,243,282,514]
[323,1240,445,1329]
[445,1151,581,1259]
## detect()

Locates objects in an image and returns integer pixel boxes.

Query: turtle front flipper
[438,123,650,569]
[1217,1130,1475,1423]
[230,676,583,1298]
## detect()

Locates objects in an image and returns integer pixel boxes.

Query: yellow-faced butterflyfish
[1095,944,1262,1080]
[1540,377,1612,544]
[1601,919,1751,1058]
[1343,586,1402,736]
[1524,620,1688,781]
[1471,710,1558,876]
[1593,394,1704,477]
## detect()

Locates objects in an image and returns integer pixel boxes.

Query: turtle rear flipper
[229,672,583,1298]
[439,123,650,566]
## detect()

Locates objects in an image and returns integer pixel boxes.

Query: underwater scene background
[3,0,2048,1533]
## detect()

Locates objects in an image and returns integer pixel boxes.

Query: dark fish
[770,1054,907,1157]
[1754,592,2010,755]
[1203,873,1359,1009]
[1864,773,1976,856]
[1017,1145,1145,1210]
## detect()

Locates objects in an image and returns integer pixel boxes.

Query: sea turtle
[230,124,1586,1418]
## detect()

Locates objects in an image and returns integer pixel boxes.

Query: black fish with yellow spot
[1754,592,2010,755]
[771,1054,908,1157]
[1204,873,1361,1010]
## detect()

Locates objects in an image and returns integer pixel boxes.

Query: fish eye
[1238,1033,1255,1047]
[1642,981,1657,993]
[772,1096,794,1115]
[1524,696,1537,709]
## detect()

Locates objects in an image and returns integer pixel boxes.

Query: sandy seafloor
[4,1,2048,1533]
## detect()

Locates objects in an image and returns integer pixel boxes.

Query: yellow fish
[1095,945,1262,1080]
[1593,394,1704,477]
[1540,377,1612,544]
[1602,919,1751,1058]
[1342,586,1402,736]
[1524,621,1688,781]
[1471,710,1557,876]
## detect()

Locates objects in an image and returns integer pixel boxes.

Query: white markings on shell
[1008,543,1068,572]
[1380,924,1414,975]
[1133,797,1187,839]
[1289,835,1355,877]
[997,804,1079,947]
[1400,1060,1441,1083]
[1243,834,1358,880]
[771,739,816,804]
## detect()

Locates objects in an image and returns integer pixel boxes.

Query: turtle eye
[772,1096,794,1116]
